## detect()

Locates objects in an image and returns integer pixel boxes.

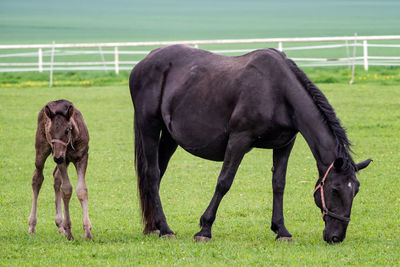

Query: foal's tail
[134,115,155,233]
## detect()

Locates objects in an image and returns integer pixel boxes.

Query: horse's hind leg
[73,153,92,239]
[158,129,177,180]
[145,130,178,234]
[28,141,50,233]
[194,132,252,242]
[136,118,174,237]
[270,138,296,241]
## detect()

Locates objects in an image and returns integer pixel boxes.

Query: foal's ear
[333,157,344,170]
[356,159,373,171]
[44,105,54,119]
[66,105,74,121]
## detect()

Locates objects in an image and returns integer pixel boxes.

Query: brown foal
[28,100,92,240]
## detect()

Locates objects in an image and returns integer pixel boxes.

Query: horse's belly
[253,129,297,149]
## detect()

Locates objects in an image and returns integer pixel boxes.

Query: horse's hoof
[194,236,212,242]
[276,236,293,242]
[160,233,176,239]
[149,230,160,235]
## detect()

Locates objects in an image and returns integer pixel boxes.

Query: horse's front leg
[57,163,74,240]
[74,153,92,239]
[194,132,252,242]
[271,138,296,241]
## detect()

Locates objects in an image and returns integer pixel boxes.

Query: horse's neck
[290,93,337,172]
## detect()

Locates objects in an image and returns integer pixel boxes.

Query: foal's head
[44,101,75,164]
[314,158,372,243]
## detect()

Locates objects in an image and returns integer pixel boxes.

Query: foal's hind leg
[194,132,252,242]
[270,138,295,241]
[28,143,50,233]
[73,153,92,239]
[145,130,178,235]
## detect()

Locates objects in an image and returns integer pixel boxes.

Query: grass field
[1,0,400,44]
[0,82,399,265]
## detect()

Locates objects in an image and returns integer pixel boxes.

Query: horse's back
[130,45,298,160]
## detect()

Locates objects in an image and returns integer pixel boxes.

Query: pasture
[0,82,399,265]
[1,0,400,44]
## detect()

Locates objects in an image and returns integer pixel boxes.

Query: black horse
[129,45,372,243]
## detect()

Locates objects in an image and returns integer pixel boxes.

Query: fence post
[38,48,43,72]
[114,46,119,75]
[278,41,283,51]
[363,40,368,71]
[49,41,55,88]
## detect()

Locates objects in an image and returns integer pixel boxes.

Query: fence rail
[1,35,399,77]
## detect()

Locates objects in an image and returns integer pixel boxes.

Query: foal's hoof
[64,230,74,241]
[84,231,93,240]
[28,227,36,234]
[160,233,176,239]
[276,236,293,242]
[194,236,212,242]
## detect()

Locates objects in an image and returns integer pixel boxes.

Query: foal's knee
[76,187,88,201]
[31,172,44,189]
[61,184,73,199]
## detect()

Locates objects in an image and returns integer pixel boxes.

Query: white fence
[1,35,400,75]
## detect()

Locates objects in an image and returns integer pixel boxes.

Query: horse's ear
[356,159,372,171]
[66,105,74,121]
[45,105,54,119]
[333,157,344,170]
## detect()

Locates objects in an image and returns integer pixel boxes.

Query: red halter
[313,162,351,222]
[51,139,69,147]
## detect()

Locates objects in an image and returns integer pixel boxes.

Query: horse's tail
[134,114,155,233]
[130,55,171,233]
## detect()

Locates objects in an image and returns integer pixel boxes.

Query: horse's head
[314,158,372,243]
[44,101,75,164]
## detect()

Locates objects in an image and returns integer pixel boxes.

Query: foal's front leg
[53,167,65,234]
[271,138,295,241]
[28,146,50,233]
[74,154,92,239]
[57,163,74,240]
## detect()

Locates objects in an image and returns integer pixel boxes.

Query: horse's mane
[284,55,355,169]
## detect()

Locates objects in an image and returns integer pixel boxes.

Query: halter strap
[313,162,351,223]
[51,135,75,150]
[51,139,69,147]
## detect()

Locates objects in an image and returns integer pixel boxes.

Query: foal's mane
[283,54,355,169]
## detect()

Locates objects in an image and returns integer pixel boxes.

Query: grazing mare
[28,100,92,240]
[129,45,372,243]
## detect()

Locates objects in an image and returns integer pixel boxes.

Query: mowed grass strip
[0,84,399,265]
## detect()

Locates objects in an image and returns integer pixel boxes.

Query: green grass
[0,83,399,265]
[1,0,400,44]
[1,66,400,88]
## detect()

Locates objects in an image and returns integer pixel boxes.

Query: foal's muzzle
[54,156,65,164]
